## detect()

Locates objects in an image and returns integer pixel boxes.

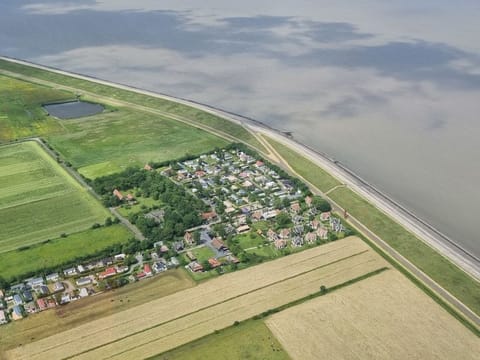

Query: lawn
[0,74,73,142]
[150,319,289,360]
[0,141,109,253]
[0,59,266,153]
[0,225,131,282]
[46,107,229,178]
[328,187,480,316]
[117,195,159,217]
[0,269,195,351]
[236,232,266,249]
[266,136,341,192]
[192,246,216,263]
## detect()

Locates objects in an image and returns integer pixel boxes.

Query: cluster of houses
[171,149,346,254]
[0,250,182,324]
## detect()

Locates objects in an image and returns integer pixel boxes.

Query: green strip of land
[266,137,341,192]
[0,225,131,282]
[149,319,289,360]
[0,59,265,152]
[266,138,480,316]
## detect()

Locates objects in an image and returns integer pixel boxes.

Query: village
[0,147,349,325]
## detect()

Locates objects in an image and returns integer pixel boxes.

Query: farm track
[5,237,388,360]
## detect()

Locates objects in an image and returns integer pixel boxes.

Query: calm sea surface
[1,1,479,257]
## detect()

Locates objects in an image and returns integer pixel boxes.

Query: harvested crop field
[0,141,109,252]
[0,269,195,352]
[5,237,388,360]
[266,270,480,360]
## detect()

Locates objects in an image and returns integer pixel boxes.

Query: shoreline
[0,55,478,281]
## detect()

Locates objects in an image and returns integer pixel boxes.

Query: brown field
[4,237,388,360]
[266,270,480,360]
[0,269,195,353]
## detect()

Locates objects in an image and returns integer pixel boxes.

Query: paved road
[260,136,480,328]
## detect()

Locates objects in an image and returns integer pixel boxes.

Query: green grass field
[328,187,480,316]
[150,319,289,360]
[0,225,131,282]
[237,232,266,249]
[0,59,266,152]
[0,74,73,142]
[46,107,229,178]
[266,137,341,192]
[0,141,109,253]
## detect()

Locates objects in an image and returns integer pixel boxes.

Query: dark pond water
[43,101,103,119]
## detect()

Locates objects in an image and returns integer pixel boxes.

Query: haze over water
[1,1,480,258]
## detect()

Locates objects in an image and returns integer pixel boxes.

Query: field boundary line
[36,249,371,360]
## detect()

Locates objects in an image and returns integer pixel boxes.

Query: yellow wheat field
[6,237,387,360]
[266,269,480,360]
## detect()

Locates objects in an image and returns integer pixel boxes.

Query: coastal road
[259,134,480,328]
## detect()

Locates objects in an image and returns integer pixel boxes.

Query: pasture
[46,107,229,178]
[151,319,289,360]
[0,269,195,351]
[0,59,265,152]
[0,74,72,142]
[0,225,131,282]
[0,141,109,253]
[266,270,480,360]
[5,237,389,360]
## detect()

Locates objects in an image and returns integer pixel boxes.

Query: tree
[276,212,292,228]
[0,276,7,290]
[320,285,328,294]
[312,196,332,212]
[194,231,202,245]
[105,217,113,227]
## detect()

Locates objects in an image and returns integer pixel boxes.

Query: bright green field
[328,187,480,316]
[0,225,131,281]
[0,74,73,142]
[266,137,341,192]
[0,141,109,253]
[46,107,229,178]
[150,319,289,360]
[0,59,266,152]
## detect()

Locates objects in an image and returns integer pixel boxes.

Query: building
[305,196,313,207]
[36,285,50,296]
[26,277,44,288]
[186,251,197,261]
[188,261,204,272]
[76,277,92,287]
[236,224,251,234]
[12,305,23,321]
[274,239,287,249]
[36,298,49,312]
[320,212,331,221]
[153,262,167,273]
[63,267,77,277]
[113,189,124,200]
[279,228,291,239]
[22,290,33,302]
[46,273,59,282]
[208,258,221,268]
[317,227,329,240]
[305,232,317,244]
[211,238,228,252]
[201,211,217,221]
[184,232,194,246]
[53,281,65,292]
[170,257,180,267]
[79,288,89,298]
[144,264,153,277]
[99,267,117,280]
[13,294,23,306]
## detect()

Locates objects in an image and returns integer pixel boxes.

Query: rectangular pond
[43,101,104,119]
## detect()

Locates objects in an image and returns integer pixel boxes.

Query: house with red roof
[208,258,221,268]
[144,264,152,277]
[99,267,116,280]
[113,189,124,201]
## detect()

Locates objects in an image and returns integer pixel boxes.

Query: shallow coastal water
[1,1,479,257]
